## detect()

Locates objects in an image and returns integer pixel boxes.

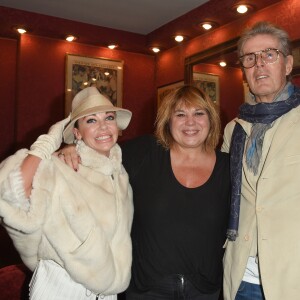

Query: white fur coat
[0,143,133,295]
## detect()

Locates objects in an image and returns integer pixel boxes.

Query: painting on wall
[65,54,124,116]
[292,46,300,85]
[193,72,219,103]
[157,81,184,109]
[292,46,300,68]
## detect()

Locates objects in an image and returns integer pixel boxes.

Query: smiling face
[169,103,210,151]
[73,111,118,157]
[242,34,293,103]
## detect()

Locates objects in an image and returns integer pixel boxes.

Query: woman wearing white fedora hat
[0,87,133,299]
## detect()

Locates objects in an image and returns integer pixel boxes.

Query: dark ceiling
[0,0,282,55]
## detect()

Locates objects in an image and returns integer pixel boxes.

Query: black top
[122,135,230,293]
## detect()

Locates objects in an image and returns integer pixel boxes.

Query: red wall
[1,0,300,270]
[1,0,300,161]
[156,0,300,128]
[0,35,155,160]
[0,38,17,160]
[16,35,156,146]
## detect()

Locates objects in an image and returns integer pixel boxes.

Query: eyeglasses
[239,48,286,69]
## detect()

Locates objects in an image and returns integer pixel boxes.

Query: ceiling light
[232,4,253,14]
[174,35,184,42]
[16,28,26,34]
[198,22,218,31]
[202,23,212,30]
[152,47,160,53]
[236,5,248,13]
[108,44,118,49]
[219,61,227,67]
[65,35,76,42]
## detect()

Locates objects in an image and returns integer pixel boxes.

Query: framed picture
[292,46,300,80]
[193,72,219,103]
[157,80,184,109]
[292,46,300,68]
[65,54,124,116]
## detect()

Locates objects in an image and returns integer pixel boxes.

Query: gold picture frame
[65,54,124,116]
[193,72,219,103]
[157,80,184,109]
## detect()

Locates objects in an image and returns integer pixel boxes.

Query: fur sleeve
[0,150,47,232]
[0,150,46,270]
[1,165,30,211]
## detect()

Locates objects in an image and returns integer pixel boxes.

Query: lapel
[262,106,300,172]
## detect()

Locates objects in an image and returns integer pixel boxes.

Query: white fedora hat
[63,87,132,144]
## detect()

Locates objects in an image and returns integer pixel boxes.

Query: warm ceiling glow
[219,61,227,67]
[66,35,76,42]
[175,35,184,42]
[17,28,26,34]
[108,44,117,49]
[202,23,212,30]
[237,5,248,13]
[152,47,160,53]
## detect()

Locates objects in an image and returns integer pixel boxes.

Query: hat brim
[63,106,132,144]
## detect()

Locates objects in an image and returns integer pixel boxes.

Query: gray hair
[238,21,292,57]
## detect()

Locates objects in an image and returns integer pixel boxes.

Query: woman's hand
[28,115,71,160]
[21,116,71,197]
[56,144,81,171]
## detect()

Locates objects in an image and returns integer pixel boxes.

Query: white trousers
[29,260,117,300]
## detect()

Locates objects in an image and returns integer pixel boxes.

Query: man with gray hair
[222,21,300,300]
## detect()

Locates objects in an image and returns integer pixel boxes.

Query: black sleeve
[121,135,156,180]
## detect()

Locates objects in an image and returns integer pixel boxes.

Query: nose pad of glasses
[255,53,265,66]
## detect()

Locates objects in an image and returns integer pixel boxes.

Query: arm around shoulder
[21,155,42,198]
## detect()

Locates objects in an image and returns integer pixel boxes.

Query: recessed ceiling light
[202,23,212,30]
[108,44,118,49]
[174,35,184,42]
[65,35,76,42]
[152,47,160,53]
[236,5,248,13]
[199,22,218,31]
[17,28,26,34]
[219,61,227,67]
